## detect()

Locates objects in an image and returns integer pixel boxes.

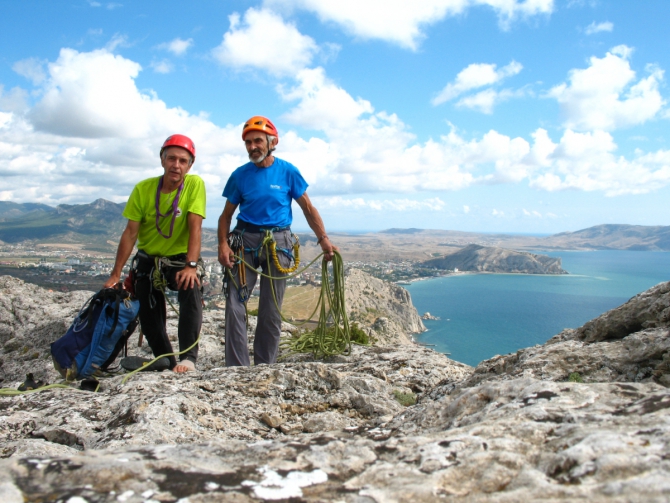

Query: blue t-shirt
[222,157,308,227]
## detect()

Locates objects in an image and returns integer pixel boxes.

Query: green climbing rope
[278,251,365,359]
[227,230,365,360]
[0,383,87,396]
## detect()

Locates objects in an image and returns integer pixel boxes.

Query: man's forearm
[186,214,203,262]
[217,208,233,245]
[217,216,231,245]
[299,195,327,239]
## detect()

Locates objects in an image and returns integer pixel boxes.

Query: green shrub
[350,323,369,345]
[393,390,416,406]
[568,372,583,383]
[247,308,259,316]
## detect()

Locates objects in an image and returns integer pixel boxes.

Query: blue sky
[0,0,669,234]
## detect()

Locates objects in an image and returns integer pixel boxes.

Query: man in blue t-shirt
[218,116,337,366]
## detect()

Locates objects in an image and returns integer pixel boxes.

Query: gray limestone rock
[345,268,426,345]
[0,276,669,501]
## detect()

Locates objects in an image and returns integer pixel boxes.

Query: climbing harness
[225,227,299,303]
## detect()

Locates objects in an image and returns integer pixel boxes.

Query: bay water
[407,251,670,367]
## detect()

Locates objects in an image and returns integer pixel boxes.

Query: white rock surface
[0,275,669,502]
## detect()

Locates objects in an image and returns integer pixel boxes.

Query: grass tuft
[568,372,583,383]
[393,390,417,406]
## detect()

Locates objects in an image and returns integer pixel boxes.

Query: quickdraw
[226,231,249,303]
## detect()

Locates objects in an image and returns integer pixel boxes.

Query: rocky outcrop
[423,244,567,274]
[574,281,670,343]
[0,278,669,501]
[345,268,426,345]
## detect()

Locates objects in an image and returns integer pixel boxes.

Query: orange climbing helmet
[160,134,196,162]
[242,116,279,141]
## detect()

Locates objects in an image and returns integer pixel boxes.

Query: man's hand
[218,242,236,269]
[176,266,201,290]
[103,274,121,289]
[320,237,338,262]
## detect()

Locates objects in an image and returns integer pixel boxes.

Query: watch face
[188,261,197,268]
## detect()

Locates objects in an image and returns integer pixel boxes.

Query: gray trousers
[225,230,292,366]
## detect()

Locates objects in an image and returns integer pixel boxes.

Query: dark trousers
[225,230,291,366]
[134,253,202,369]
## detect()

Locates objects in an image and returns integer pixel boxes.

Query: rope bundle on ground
[279,250,356,359]
[226,232,365,360]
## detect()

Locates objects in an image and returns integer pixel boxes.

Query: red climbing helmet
[242,116,279,141]
[160,134,196,163]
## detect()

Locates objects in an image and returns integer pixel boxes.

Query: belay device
[51,286,140,380]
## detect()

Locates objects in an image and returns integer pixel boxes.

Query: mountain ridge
[0,199,668,252]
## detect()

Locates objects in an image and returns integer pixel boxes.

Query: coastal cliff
[345,268,426,345]
[422,243,567,274]
[0,274,669,501]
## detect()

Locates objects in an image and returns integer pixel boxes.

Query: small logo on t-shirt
[175,207,182,217]
[270,184,281,190]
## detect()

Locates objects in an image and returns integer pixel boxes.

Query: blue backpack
[51,287,140,380]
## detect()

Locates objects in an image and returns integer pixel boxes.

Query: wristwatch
[187,261,198,268]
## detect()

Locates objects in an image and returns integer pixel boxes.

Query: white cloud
[279,67,374,129]
[585,21,613,35]
[2,42,670,214]
[105,34,131,52]
[529,129,670,196]
[548,45,666,131]
[12,58,47,85]
[492,209,504,216]
[314,196,445,211]
[456,88,524,114]
[30,48,150,138]
[158,38,194,56]
[433,61,522,105]
[463,205,470,213]
[0,86,29,113]
[265,0,554,50]
[212,8,318,76]
[0,48,242,208]
[89,2,122,9]
[275,67,670,197]
[151,59,174,74]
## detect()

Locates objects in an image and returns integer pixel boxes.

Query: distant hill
[380,228,425,234]
[421,244,566,274]
[0,199,127,250]
[0,199,667,256]
[534,224,670,251]
[374,224,670,251]
[0,201,55,221]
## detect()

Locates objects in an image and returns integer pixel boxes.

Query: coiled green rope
[278,251,353,359]
[228,247,363,359]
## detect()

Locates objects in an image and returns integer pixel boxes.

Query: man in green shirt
[104,134,206,373]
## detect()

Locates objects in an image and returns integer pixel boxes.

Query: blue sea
[406,251,670,367]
